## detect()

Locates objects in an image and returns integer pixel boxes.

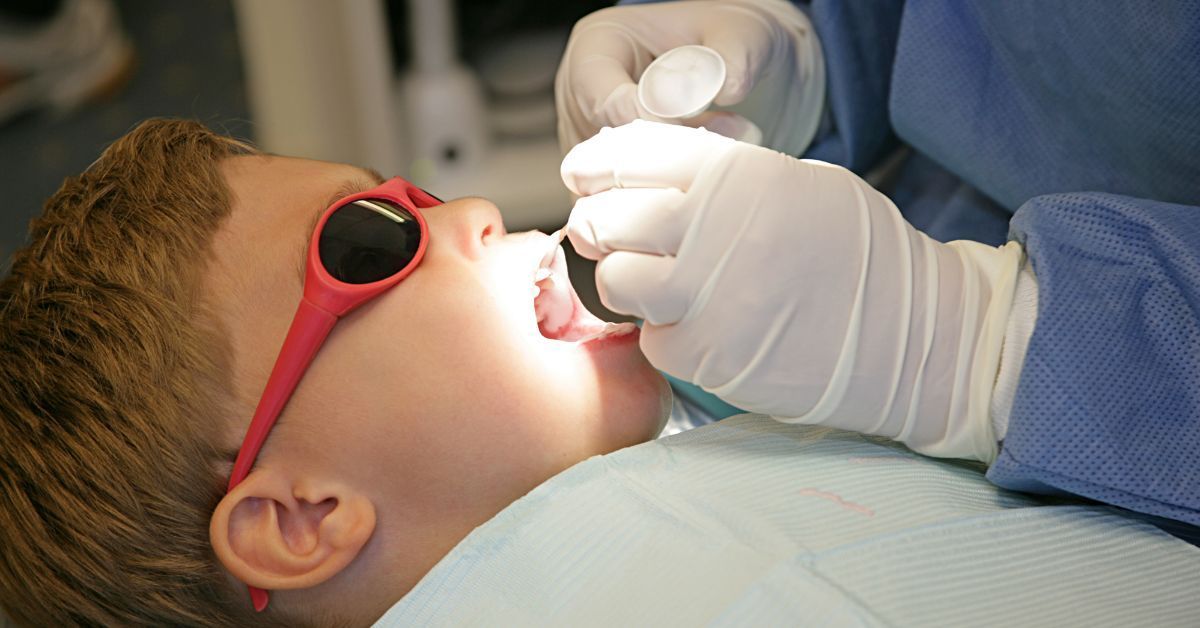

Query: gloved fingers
[594,250,689,325]
[560,120,736,196]
[569,61,664,132]
[567,188,691,260]
[561,20,671,131]
[701,6,774,106]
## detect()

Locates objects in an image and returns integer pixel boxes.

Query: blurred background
[0,0,616,312]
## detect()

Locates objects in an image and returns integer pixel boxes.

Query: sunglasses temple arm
[228,299,337,491]
[225,299,336,613]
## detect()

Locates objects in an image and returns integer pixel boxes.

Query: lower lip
[578,325,640,351]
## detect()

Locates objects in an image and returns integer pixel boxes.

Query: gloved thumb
[567,187,690,260]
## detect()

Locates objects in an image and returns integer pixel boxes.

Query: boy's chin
[600,369,673,449]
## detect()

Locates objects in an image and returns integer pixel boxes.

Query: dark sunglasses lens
[318,199,423,284]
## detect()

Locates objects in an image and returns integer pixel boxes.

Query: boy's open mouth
[531,232,636,344]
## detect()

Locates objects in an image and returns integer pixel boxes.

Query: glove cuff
[988,259,1039,443]
[934,240,1024,463]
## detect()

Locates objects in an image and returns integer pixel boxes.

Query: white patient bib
[376,414,1200,627]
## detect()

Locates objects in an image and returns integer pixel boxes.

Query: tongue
[533,243,629,342]
[534,275,575,337]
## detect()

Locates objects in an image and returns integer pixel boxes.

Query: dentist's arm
[562,121,1023,463]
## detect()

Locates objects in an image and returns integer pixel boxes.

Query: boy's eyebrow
[296,167,389,286]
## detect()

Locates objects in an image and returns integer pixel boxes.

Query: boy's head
[0,119,670,626]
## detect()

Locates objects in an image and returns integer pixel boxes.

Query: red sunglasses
[226,176,440,611]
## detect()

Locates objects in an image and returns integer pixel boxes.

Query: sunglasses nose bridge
[378,176,440,208]
[407,184,443,207]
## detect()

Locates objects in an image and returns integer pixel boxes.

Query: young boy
[0,119,671,626]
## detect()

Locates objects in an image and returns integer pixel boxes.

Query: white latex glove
[555,0,825,157]
[562,121,1024,463]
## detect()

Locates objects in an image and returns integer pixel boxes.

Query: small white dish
[637,45,727,119]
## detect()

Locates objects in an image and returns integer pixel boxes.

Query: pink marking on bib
[797,488,875,517]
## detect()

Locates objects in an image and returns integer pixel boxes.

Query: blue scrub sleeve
[989,192,1200,527]
[799,0,904,171]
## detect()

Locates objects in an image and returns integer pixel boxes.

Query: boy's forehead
[209,156,345,301]
[222,154,368,194]
[221,155,384,217]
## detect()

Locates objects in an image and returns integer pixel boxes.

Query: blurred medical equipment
[398,0,487,181]
[555,0,823,156]
[0,0,134,126]
[232,0,570,230]
[375,414,1200,625]
[562,121,1024,462]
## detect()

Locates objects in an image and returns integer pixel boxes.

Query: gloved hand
[555,0,824,157]
[562,121,1024,462]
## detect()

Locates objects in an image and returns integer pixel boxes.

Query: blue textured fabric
[890,1,1200,212]
[887,152,1012,246]
[799,0,905,171]
[990,193,1200,526]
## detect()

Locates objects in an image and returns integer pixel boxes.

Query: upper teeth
[538,230,565,271]
[533,231,573,333]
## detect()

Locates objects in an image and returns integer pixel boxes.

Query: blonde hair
[0,119,306,626]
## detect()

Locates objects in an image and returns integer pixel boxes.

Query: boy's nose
[427,197,507,259]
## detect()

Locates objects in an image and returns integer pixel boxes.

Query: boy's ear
[209,468,376,592]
